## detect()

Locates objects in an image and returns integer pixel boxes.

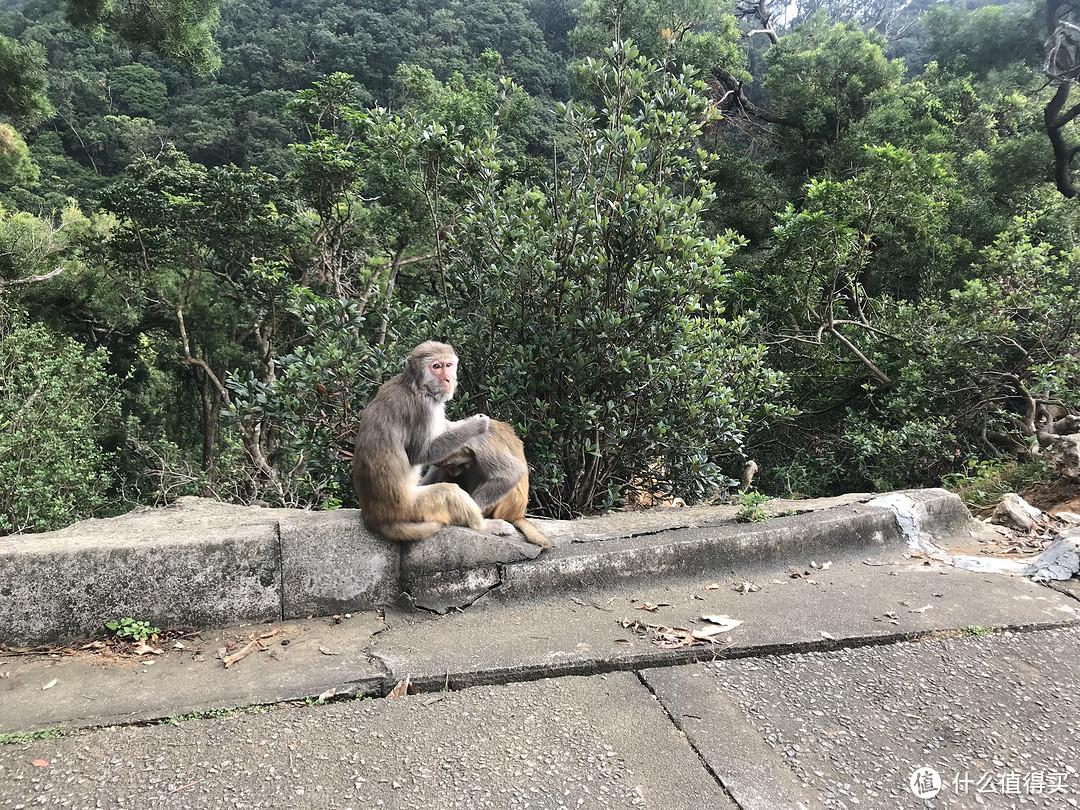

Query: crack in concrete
[635,670,746,810]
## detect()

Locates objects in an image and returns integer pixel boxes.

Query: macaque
[352,341,515,541]
[422,420,554,549]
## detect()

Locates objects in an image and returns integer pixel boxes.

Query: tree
[0,34,54,126]
[442,40,792,514]
[65,0,221,75]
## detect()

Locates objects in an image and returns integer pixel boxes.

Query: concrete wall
[0,489,986,645]
[0,499,396,645]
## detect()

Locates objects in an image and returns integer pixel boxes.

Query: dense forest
[1,0,1079,532]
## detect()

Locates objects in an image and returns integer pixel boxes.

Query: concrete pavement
[3,488,1080,808]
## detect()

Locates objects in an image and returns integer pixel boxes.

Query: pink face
[430,358,456,396]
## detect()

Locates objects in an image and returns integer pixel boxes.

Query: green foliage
[0,124,39,186]
[109,62,167,118]
[0,725,67,745]
[922,4,1042,78]
[762,14,905,171]
[0,34,54,125]
[65,0,222,75]
[735,489,771,522]
[942,458,1054,510]
[442,41,793,514]
[571,0,745,80]
[0,314,121,534]
[105,616,160,641]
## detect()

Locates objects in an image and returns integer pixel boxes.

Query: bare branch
[0,267,63,289]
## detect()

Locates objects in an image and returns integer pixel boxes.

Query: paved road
[3,626,1079,809]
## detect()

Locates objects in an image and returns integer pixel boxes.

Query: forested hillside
[1,0,1079,531]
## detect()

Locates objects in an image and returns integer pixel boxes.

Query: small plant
[735,490,772,523]
[942,459,1054,511]
[966,625,992,636]
[105,617,160,642]
[0,726,66,745]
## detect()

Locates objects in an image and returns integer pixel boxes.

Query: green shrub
[0,314,121,533]
[440,41,793,515]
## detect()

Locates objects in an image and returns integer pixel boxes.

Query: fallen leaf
[820,631,835,640]
[700,615,743,632]
[636,603,660,612]
[317,687,337,702]
[222,639,260,669]
[705,583,722,590]
[173,641,186,650]
[820,561,833,570]
[259,626,281,639]
[318,646,339,656]
[387,677,419,698]
[735,581,760,594]
[42,679,57,691]
[691,625,730,639]
[132,642,163,656]
[81,641,106,650]
[863,558,894,566]
[909,605,932,613]
[31,760,48,768]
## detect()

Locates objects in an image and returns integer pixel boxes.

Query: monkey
[352,341,516,542]
[421,419,554,549]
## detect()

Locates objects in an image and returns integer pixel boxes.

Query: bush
[0,314,121,533]
[441,41,793,515]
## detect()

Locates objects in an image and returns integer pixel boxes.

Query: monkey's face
[437,447,474,477]
[426,356,458,400]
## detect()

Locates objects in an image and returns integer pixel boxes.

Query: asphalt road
[3,627,1080,810]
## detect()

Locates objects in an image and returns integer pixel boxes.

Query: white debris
[1024,533,1080,582]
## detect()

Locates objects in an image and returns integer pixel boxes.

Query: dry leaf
[260,626,281,639]
[81,641,106,650]
[691,625,730,639]
[132,642,163,656]
[318,646,339,656]
[705,583,722,590]
[317,687,337,702]
[387,677,419,698]
[820,561,833,570]
[909,605,932,613]
[820,631,835,640]
[31,759,48,768]
[222,639,260,668]
[636,603,660,612]
[700,615,743,632]
[173,641,186,650]
[42,678,57,691]
[735,581,760,594]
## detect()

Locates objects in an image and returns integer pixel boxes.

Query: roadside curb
[1,488,988,646]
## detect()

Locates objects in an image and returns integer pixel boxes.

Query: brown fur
[423,420,553,549]
[352,342,514,541]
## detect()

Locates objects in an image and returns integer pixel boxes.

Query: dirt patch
[1022,479,1080,515]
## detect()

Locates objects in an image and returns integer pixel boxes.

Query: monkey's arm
[413,415,490,466]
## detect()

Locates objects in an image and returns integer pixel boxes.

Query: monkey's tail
[513,518,553,549]
[372,520,444,542]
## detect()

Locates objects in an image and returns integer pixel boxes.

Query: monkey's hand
[465,414,491,435]
[419,414,491,465]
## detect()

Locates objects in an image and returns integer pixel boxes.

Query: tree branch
[0,267,63,288]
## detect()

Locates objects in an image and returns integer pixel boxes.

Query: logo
[910,767,942,799]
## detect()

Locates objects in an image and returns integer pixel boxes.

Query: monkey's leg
[470,456,527,514]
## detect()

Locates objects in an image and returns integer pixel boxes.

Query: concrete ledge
[0,489,991,645]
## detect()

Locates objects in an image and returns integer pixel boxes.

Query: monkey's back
[352,373,431,521]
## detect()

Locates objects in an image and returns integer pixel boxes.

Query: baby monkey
[422,420,554,549]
